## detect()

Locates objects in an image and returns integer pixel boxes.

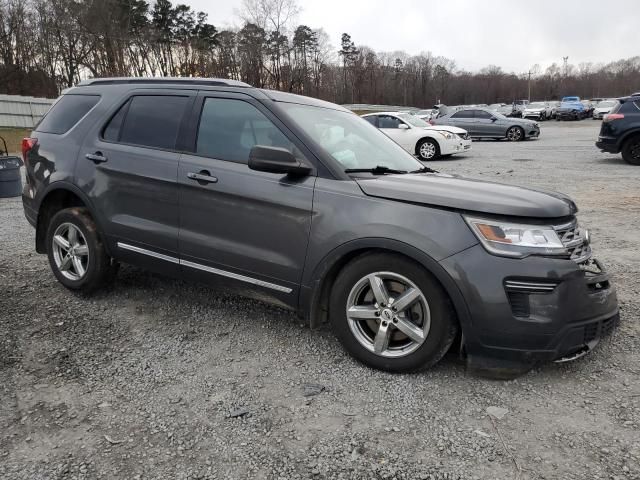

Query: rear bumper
[596,136,620,154]
[556,110,583,119]
[439,245,619,378]
[22,192,37,228]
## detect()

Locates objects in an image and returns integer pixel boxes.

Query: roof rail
[77,77,251,88]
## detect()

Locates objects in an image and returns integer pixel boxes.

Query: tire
[506,126,524,141]
[46,207,118,292]
[329,252,458,373]
[621,135,640,166]
[416,138,440,160]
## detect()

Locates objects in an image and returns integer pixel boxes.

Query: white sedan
[362,112,472,160]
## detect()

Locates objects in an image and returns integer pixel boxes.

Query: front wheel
[506,126,524,141]
[417,138,440,160]
[46,207,118,292]
[330,253,458,373]
[621,135,640,165]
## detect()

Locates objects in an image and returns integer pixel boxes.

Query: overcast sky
[188,0,638,73]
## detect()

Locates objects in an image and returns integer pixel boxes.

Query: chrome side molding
[116,242,292,294]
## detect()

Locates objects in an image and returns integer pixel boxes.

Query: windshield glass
[279,103,424,172]
[597,101,616,107]
[529,102,545,108]
[397,113,430,127]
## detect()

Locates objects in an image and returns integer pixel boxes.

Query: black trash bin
[0,155,23,198]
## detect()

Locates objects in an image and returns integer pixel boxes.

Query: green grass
[0,127,31,155]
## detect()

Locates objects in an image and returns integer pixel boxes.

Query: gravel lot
[1,120,639,480]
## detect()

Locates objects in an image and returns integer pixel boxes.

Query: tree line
[0,0,638,105]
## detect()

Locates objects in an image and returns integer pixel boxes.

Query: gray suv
[21,78,618,378]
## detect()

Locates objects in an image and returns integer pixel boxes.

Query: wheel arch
[301,238,471,336]
[618,128,640,150]
[35,182,109,255]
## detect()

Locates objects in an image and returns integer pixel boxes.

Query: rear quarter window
[36,95,100,134]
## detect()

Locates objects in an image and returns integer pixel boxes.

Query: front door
[77,90,195,274]
[177,93,316,305]
[378,115,414,150]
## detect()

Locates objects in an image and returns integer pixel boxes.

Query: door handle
[86,152,108,163]
[187,171,218,184]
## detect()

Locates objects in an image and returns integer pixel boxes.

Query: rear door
[448,110,476,134]
[177,92,316,305]
[77,89,195,274]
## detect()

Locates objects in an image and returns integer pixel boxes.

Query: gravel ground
[1,120,639,480]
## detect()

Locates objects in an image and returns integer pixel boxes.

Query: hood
[595,107,612,112]
[559,102,584,110]
[355,173,577,218]
[525,107,545,112]
[423,125,468,135]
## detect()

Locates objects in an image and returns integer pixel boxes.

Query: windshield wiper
[344,165,408,175]
[410,166,439,174]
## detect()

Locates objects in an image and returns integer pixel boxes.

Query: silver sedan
[433,108,540,141]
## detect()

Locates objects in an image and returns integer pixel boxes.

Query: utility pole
[527,70,532,102]
[562,56,569,77]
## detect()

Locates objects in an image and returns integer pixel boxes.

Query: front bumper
[556,110,583,119]
[442,138,472,155]
[439,244,619,378]
[525,127,540,138]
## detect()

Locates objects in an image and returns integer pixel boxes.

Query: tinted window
[452,110,473,119]
[378,115,403,128]
[116,95,189,149]
[196,98,294,163]
[475,110,493,119]
[363,116,377,126]
[36,95,99,134]
[103,100,129,142]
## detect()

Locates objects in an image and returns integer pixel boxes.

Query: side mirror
[248,145,311,176]
[398,123,410,130]
[490,117,497,122]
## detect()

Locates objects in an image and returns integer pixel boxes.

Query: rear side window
[452,110,473,119]
[36,95,99,134]
[363,116,377,126]
[103,95,189,150]
[196,98,294,163]
[475,110,493,119]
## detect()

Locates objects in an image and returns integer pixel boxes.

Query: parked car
[433,107,540,141]
[21,77,618,378]
[362,112,472,160]
[595,96,640,165]
[522,102,553,121]
[556,96,587,120]
[414,108,438,122]
[496,104,520,117]
[547,101,561,118]
[581,100,595,117]
[592,100,617,120]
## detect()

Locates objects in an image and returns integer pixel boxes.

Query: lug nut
[393,318,398,324]
[381,321,388,327]
[375,311,380,317]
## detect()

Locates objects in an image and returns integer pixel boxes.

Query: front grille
[555,221,592,264]
[461,133,470,140]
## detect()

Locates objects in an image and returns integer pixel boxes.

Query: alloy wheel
[507,127,522,141]
[419,141,436,159]
[631,141,640,161]
[52,222,89,281]
[346,272,431,358]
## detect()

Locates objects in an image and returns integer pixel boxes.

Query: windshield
[597,101,616,107]
[529,102,545,108]
[397,113,430,127]
[279,103,424,172]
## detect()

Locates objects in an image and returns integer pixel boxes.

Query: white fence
[0,94,55,128]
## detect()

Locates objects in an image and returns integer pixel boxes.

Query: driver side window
[378,115,403,129]
[475,110,493,119]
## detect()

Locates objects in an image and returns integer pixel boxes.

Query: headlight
[439,132,454,140]
[464,216,566,258]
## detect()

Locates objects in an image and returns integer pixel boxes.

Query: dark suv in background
[596,95,640,165]
[21,78,618,378]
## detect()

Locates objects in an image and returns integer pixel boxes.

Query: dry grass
[0,127,31,155]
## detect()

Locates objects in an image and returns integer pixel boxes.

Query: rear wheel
[330,253,458,373]
[46,207,118,292]
[417,138,440,160]
[506,126,524,141]
[621,135,640,166]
